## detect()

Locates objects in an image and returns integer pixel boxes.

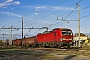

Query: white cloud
[35,6,46,11]
[0,0,20,8]
[1,11,22,18]
[12,1,20,5]
[6,0,13,3]
[22,5,46,11]
[34,13,39,15]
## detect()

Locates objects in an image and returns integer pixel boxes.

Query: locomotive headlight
[68,38,72,40]
[60,38,66,41]
[62,38,66,40]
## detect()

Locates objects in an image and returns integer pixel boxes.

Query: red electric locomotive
[36,28,73,48]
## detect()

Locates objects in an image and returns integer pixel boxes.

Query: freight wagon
[12,28,73,48]
[12,39,22,46]
[12,36,36,47]
[24,36,36,47]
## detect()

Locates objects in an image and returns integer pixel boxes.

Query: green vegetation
[88,37,90,42]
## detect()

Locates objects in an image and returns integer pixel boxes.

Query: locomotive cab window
[62,30,72,35]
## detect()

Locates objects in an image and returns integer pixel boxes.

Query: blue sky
[0,0,90,39]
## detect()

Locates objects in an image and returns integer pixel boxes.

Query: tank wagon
[12,28,73,48]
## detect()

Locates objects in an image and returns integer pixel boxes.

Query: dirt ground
[0,46,90,60]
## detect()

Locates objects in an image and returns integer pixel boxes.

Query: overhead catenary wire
[24,0,68,27]
[51,0,87,24]
[1,0,85,29]
[35,0,82,19]
[24,3,77,28]
[59,0,82,20]
[74,5,90,19]
[64,6,78,19]
[24,4,81,31]
[24,0,83,27]
[0,0,50,34]
[21,0,83,29]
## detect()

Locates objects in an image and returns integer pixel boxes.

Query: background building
[73,33,88,46]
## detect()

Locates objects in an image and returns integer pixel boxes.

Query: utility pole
[2,34,4,46]
[0,33,9,46]
[9,26,12,45]
[77,3,80,47]
[22,17,24,47]
[56,3,81,47]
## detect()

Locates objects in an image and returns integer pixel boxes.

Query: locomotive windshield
[62,29,72,35]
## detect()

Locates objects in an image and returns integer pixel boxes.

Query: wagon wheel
[37,44,42,48]
[36,44,40,48]
[49,44,52,48]
[57,45,61,48]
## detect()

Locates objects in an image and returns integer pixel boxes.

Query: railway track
[28,47,81,52]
